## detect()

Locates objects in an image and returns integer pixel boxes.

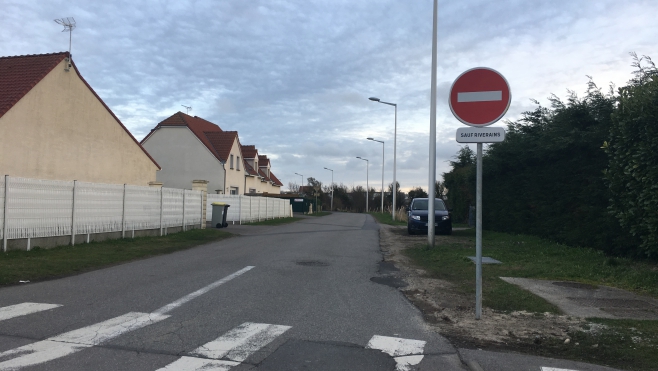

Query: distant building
[0,52,160,184]
[141,112,282,194]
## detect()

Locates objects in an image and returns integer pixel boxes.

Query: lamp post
[323,167,334,211]
[294,172,303,192]
[367,138,385,213]
[369,97,398,220]
[356,157,369,213]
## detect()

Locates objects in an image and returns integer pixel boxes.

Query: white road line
[192,322,291,362]
[0,266,254,370]
[366,335,426,371]
[156,322,291,371]
[541,368,581,371]
[156,357,239,371]
[457,91,502,102]
[0,303,61,322]
[152,266,255,315]
[0,312,169,370]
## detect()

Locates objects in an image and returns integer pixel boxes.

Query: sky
[2,0,657,192]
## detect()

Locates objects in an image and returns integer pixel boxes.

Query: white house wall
[141,127,224,192]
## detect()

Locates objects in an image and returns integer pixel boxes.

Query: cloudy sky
[2,0,656,192]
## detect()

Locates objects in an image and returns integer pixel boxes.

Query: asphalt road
[0,213,622,371]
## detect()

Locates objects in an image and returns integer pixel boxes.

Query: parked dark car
[406,198,452,235]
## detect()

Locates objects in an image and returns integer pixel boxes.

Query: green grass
[368,212,407,226]
[403,228,658,370]
[242,217,301,226]
[307,212,331,217]
[539,318,658,371]
[0,228,233,286]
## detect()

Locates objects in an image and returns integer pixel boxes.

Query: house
[141,112,282,194]
[0,52,160,184]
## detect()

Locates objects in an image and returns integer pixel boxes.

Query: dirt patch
[378,224,585,350]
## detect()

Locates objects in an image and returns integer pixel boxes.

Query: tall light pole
[428,0,438,247]
[356,157,369,213]
[294,172,303,192]
[367,138,385,213]
[369,97,398,220]
[323,167,334,211]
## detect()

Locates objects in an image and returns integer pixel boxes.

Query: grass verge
[368,212,407,226]
[243,217,301,226]
[403,228,658,370]
[0,228,233,286]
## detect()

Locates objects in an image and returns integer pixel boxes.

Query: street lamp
[369,97,398,220]
[323,167,334,211]
[367,138,384,213]
[356,157,369,213]
[294,172,303,192]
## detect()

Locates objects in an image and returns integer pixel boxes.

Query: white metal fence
[0,175,204,251]
[206,195,291,224]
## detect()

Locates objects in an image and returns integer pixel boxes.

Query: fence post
[192,180,208,229]
[182,191,186,232]
[2,175,8,252]
[71,180,77,246]
[121,184,127,238]
[239,196,242,225]
[159,188,164,236]
[199,191,203,229]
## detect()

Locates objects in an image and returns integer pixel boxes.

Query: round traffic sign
[449,67,511,127]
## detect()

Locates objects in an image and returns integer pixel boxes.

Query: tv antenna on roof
[54,17,76,71]
[181,105,192,114]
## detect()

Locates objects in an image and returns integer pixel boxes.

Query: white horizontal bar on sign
[456,127,506,143]
[457,90,502,102]
[0,302,61,321]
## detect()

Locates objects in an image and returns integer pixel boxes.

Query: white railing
[0,175,203,251]
[206,194,292,224]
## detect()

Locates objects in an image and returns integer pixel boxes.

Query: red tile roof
[258,155,270,167]
[241,145,258,158]
[0,52,160,169]
[258,168,271,182]
[269,172,283,187]
[0,52,68,119]
[204,131,239,162]
[243,160,258,176]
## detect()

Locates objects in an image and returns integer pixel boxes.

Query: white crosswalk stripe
[541,368,581,371]
[366,335,427,371]
[156,322,291,371]
[0,303,61,322]
[0,312,169,370]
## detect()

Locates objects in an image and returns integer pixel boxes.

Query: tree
[605,54,658,257]
[387,181,405,212]
[288,182,300,193]
[408,186,428,200]
[442,146,476,222]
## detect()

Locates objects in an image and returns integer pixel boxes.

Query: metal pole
[476,143,483,319]
[392,104,397,220]
[366,160,370,212]
[71,180,77,246]
[3,175,9,252]
[331,171,333,211]
[381,142,385,213]
[428,0,438,247]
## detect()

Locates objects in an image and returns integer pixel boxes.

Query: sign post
[449,67,510,320]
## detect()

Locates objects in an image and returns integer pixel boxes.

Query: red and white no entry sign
[449,67,511,127]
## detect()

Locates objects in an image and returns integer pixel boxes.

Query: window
[230,154,234,169]
[249,188,256,194]
[237,156,241,170]
[230,187,239,195]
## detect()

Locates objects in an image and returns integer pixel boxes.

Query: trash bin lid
[212,202,227,206]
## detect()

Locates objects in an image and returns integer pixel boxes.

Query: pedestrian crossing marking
[157,322,291,371]
[366,335,427,371]
[541,368,581,371]
[0,312,169,370]
[0,303,61,322]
